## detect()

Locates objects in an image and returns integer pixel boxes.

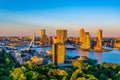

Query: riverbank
[78,48,112,52]
[90,48,112,52]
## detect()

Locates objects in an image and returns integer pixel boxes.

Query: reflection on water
[67,49,120,64]
[79,50,89,58]
[95,52,102,63]
[65,48,120,64]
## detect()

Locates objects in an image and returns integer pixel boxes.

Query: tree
[0,52,17,79]
[48,69,68,79]
[70,69,83,80]
[25,71,39,80]
[24,61,36,70]
[72,61,84,69]
[113,74,120,80]
[9,66,26,80]
[39,74,47,80]
[98,74,108,80]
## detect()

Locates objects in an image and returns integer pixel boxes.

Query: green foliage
[23,61,36,70]
[98,74,109,80]
[9,66,27,80]
[25,71,39,80]
[0,76,10,80]
[48,69,68,80]
[71,58,120,80]
[76,77,86,80]
[70,69,83,80]
[113,74,120,80]
[72,60,84,69]
[0,52,17,80]
[1,52,120,80]
[39,74,47,80]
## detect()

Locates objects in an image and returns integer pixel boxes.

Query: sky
[0,0,120,37]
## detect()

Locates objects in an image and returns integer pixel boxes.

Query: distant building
[31,56,43,64]
[71,37,79,44]
[40,29,45,38]
[114,38,120,48]
[19,36,23,40]
[94,29,102,50]
[80,32,91,50]
[56,29,67,43]
[48,36,53,45]
[97,29,102,47]
[53,36,58,44]
[40,29,48,44]
[52,43,66,65]
[80,28,85,43]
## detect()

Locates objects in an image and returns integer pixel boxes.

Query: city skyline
[0,0,120,37]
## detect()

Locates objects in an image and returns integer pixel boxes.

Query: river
[16,46,120,64]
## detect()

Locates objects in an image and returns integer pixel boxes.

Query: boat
[40,44,51,47]
[66,45,76,50]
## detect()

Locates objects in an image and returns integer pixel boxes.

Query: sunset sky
[0,0,120,37]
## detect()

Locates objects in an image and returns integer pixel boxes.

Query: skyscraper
[53,36,58,44]
[94,29,102,50]
[40,29,48,44]
[80,28,85,43]
[40,29,45,39]
[80,32,91,50]
[56,29,67,43]
[114,38,120,48]
[52,43,66,65]
[97,29,102,47]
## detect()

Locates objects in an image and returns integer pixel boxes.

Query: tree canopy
[0,52,120,80]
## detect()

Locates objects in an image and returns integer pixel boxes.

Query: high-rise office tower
[40,29,45,39]
[114,38,120,48]
[56,29,67,43]
[80,28,85,43]
[53,36,58,44]
[40,29,48,44]
[80,32,91,50]
[97,29,102,47]
[94,29,102,50]
[52,43,66,65]
[85,32,91,49]
[33,32,35,45]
